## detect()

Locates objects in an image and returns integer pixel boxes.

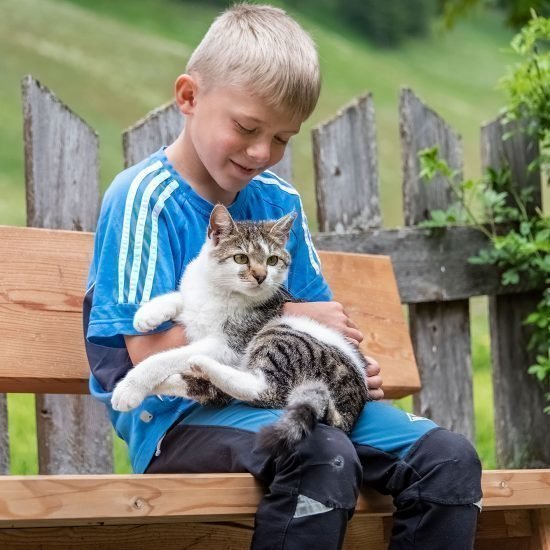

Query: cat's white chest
[178,294,225,341]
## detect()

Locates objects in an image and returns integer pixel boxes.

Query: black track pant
[147,402,482,549]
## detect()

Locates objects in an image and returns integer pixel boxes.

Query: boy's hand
[283,301,364,346]
[364,355,384,401]
[282,301,384,400]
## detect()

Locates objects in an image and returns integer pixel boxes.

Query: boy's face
[176,76,302,203]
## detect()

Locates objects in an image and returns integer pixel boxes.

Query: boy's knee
[394,428,482,507]
[279,424,362,510]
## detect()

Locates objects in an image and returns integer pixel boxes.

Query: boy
[84,4,482,549]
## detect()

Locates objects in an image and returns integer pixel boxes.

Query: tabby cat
[111,204,369,451]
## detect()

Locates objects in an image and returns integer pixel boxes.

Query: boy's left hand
[364,356,384,400]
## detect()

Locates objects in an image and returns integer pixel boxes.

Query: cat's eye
[234,254,249,264]
[266,256,279,266]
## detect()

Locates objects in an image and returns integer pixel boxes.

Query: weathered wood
[313,225,541,303]
[532,508,550,550]
[0,226,419,398]
[122,101,184,167]
[313,94,381,232]
[22,76,112,475]
[0,511,540,550]
[0,470,547,528]
[0,396,7,474]
[481,116,549,469]
[400,88,475,441]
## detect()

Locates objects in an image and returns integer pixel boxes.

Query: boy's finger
[345,327,363,343]
[368,387,385,401]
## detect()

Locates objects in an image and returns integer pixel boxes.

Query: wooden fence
[0,75,547,476]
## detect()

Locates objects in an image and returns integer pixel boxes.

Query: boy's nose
[246,141,271,165]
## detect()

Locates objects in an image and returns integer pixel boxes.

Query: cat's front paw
[133,302,171,333]
[112,378,149,411]
[188,355,212,379]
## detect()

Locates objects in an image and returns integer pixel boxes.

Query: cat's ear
[269,211,296,242]
[208,204,236,245]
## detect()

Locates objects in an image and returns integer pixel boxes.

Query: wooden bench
[1,224,549,549]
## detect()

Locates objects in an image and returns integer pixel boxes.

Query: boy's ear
[208,204,236,245]
[174,74,198,116]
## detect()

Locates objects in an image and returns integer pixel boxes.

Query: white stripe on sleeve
[127,170,172,303]
[117,161,163,303]
[141,180,180,304]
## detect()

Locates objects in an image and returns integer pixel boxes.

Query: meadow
[1,0,522,473]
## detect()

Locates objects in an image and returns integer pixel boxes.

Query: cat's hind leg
[112,338,221,411]
[188,355,267,401]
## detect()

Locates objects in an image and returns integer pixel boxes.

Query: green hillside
[1,0,520,473]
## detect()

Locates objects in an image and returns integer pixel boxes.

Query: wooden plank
[318,251,420,396]
[532,508,550,550]
[0,226,419,398]
[313,225,541,302]
[0,521,255,550]
[400,88,475,442]
[481,116,549,469]
[0,513,538,550]
[0,470,548,528]
[122,101,183,167]
[313,94,381,232]
[22,76,112,475]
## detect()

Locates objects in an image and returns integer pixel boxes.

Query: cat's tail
[258,380,330,454]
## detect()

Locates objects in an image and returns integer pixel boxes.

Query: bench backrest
[0,225,420,398]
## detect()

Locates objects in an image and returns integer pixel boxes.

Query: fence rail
[0,75,547,475]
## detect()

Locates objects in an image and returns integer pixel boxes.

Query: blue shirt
[84,147,332,473]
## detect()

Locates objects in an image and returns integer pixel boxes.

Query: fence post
[481,116,549,468]
[313,94,381,232]
[400,88,475,442]
[22,76,113,474]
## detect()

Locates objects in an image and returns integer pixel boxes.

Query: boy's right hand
[282,301,364,347]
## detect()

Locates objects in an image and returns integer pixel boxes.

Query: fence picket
[481,116,549,468]
[122,101,183,168]
[400,88,475,441]
[313,94,381,232]
[22,75,112,474]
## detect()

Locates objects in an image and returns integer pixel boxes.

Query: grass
[0,0,523,473]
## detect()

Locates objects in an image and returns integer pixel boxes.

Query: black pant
[147,422,482,549]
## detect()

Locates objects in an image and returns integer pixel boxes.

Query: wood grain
[0,470,548,528]
[481,116,549,469]
[400,88,475,442]
[313,94,381,233]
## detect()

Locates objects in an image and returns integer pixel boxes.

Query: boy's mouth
[231,160,259,174]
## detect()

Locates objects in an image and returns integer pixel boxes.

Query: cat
[111,204,369,452]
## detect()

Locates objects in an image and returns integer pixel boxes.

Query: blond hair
[186,3,321,121]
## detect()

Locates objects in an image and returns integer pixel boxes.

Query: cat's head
[203,204,295,299]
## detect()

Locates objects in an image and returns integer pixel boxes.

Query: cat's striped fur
[111,204,369,453]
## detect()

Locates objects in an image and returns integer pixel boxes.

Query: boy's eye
[236,122,255,134]
[266,256,279,266]
[274,136,289,146]
[234,254,249,264]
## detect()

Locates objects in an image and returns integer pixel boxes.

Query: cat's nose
[252,271,266,285]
